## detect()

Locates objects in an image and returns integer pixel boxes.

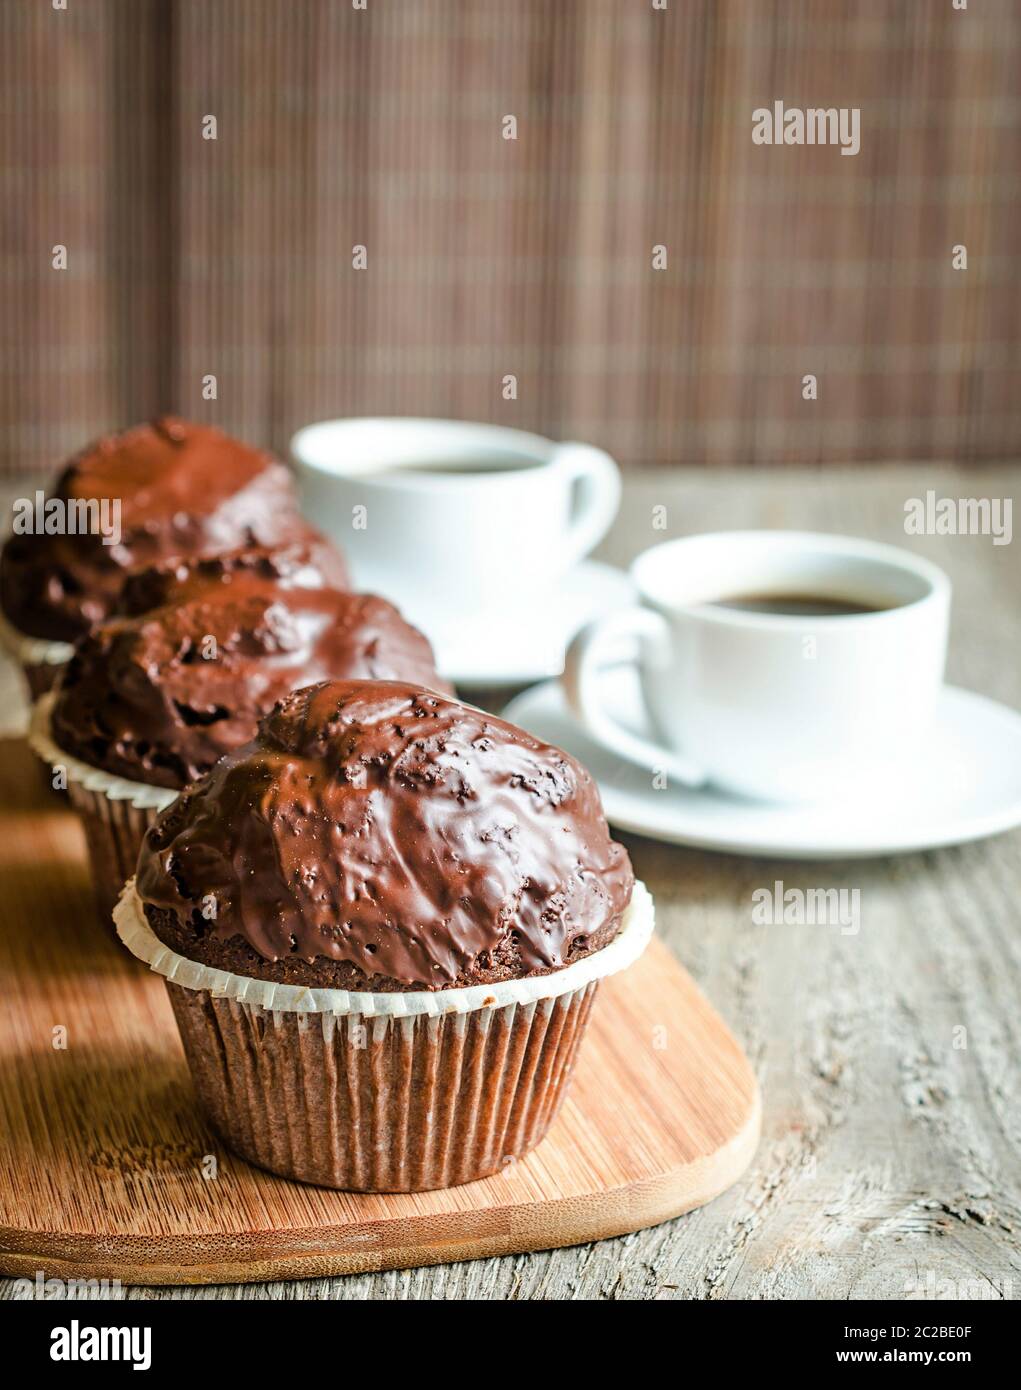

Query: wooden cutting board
[0,738,760,1286]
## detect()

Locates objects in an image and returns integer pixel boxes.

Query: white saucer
[417,561,635,688]
[503,670,1021,858]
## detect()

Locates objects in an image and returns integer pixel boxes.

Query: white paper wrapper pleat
[118,878,653,1190]
[0,609,74,705]
[114,878,655,1019]
[168,975,600,1190]
[29,691,179,926]
[0,607,75,669]
[28,690,180,811]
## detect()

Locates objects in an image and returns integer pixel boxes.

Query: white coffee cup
[564,531,951,803]
[290,418,621,621]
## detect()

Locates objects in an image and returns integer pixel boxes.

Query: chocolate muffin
[0,417,318,693]
[49,543,438,790]
[35,549,444,924]
[116,680,650,1191]
[137,678,634,986]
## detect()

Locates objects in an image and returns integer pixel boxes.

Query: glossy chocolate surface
[136,680,634,990]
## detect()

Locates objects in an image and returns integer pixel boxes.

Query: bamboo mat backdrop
[1,0,1019,477]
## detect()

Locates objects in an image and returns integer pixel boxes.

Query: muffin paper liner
[23,661,64,700]
[0,609,74,699]
[29,692,179,926]
[114,879,654,1017]
[69,788,163,927]
[0,607,75,669]
[114,880,654,1191]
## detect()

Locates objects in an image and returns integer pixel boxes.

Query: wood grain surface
[0,756,759,1285]
[1,463,1019,1300]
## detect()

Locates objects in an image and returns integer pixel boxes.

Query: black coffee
[375,455,540,477]
[709,592,887,617]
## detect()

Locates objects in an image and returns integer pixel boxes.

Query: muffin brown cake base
[69,785,162,930]
[0,607,73,703]
[142,902,625,991]
[28,691,177,931]
[115,880,655,1192]
[167,982,597,1192]
[23,660,65,700]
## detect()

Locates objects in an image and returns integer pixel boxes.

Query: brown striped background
[1,0,1019,476]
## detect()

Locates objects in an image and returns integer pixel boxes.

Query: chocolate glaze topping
[135,680,635,991]
[1,417,313,641]
[116,532,349,617]
[51,549,446,789]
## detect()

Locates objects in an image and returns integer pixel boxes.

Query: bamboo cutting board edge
[0,1108,761,1286]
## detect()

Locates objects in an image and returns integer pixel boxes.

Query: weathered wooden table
[2,464,1019,1301]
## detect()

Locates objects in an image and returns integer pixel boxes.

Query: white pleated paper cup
[29,691,179,928]
[0,608,74,699]
[114,878,655,1191]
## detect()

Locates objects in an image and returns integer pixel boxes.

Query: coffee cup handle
[564,609,709,788]
[552,443,622,567]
